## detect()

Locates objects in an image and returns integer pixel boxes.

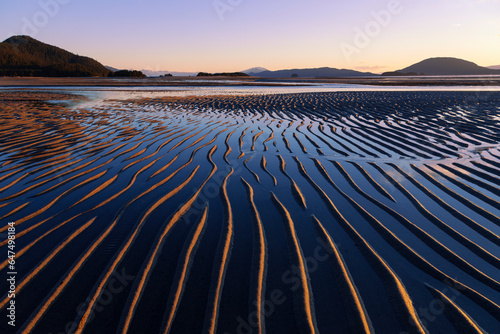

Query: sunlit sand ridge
[0,90,499,333]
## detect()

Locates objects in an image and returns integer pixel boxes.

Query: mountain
[488,65,500,70]
[242,67,268,75]
[105,65,120,72]
[252,67,378,78]
[113,70,146,78]
[0,35,111,77]
[382,57,500,76]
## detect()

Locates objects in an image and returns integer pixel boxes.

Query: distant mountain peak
[250,66,378,78]
[3,35,35,44]
[382,57,500,76]
[242,67,269,74]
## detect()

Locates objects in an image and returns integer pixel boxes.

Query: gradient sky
[1,0,499,73]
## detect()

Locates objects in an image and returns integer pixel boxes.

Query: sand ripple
[0,90,499,333]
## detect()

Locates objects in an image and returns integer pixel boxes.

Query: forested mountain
[0,35,111,77]
[382,57,500,76]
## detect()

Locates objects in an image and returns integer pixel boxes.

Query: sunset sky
[1,0,499,73]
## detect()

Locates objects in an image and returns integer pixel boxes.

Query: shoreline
[1,75,500,87]
[0,89,499,333]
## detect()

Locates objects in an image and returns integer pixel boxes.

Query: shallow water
[0,86,499,333]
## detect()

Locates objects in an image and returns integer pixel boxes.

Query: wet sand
[0,89,499,333]
[1,75,500,87]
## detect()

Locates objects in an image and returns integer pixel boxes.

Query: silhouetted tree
[111,70,146,78]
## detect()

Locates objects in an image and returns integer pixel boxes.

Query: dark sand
[0,88,499,334]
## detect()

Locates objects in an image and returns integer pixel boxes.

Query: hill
[0,35,111,77]
[382,57,500,76]
[242,67,268,75]
[488,65,500,70]
[138,69,197,77]
[113,70,146,78]
[253,67,377,78]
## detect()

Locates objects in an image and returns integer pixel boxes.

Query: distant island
[382,57,500,76]
[197,72,249,77]
[0,36,145,78]
[251,67,378,78]
[112,70,146,78]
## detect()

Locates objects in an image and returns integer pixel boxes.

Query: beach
[0,81,499,333]
[1,75,500,87]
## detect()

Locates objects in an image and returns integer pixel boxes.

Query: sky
[1,0,499,73]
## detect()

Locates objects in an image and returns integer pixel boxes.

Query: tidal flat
[0,83,499,334]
